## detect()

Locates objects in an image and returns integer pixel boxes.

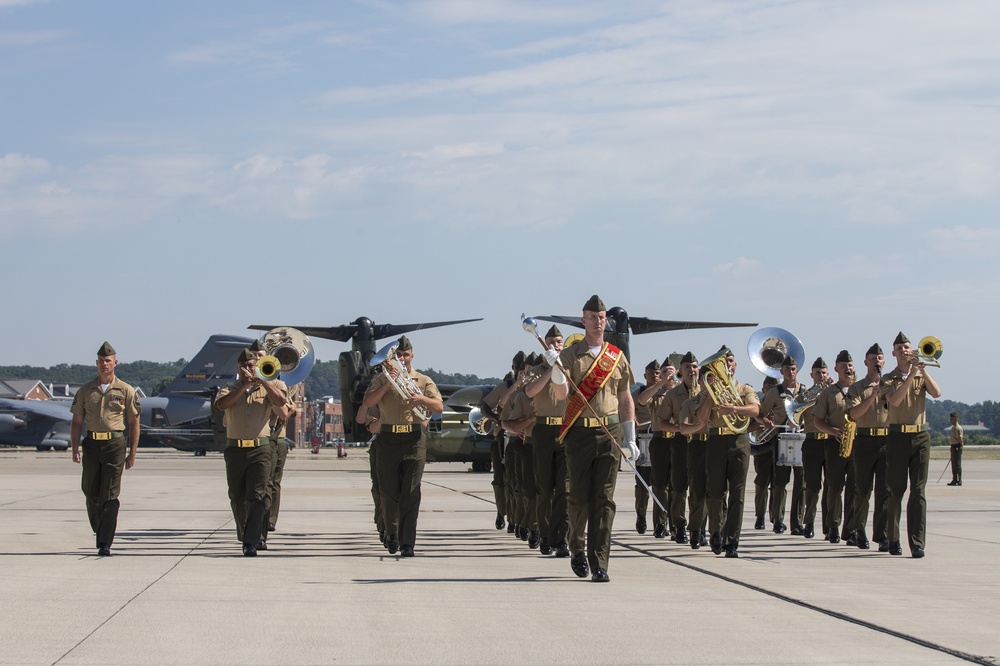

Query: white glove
[550,364,567,385]
[621,420,638,459]
[541,349,560,367]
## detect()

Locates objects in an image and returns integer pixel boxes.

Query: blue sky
[2,0,997,403]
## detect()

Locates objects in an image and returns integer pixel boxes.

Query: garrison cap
[525,352,540,366]
[763,376,779,388]
[866,343,883,356]
[645,360,659,372]
[893,331,910,346]
[97,341,116,357]
[544,324,563,339]
[781,355,797,368]
[661,356,676,369]
[836,350,852,364]
[238,348,255,363]
[680,351,698,365]
[720,345,734,357]
[812,357,828,370]
[583,294,606,312]
[397,335,413,352]
[249,339,263,352]
[512,350,526,366]
[950,412,960,418]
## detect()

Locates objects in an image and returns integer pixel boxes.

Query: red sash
[559,342,623,442]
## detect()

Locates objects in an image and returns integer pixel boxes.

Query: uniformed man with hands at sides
[881,332,941,558]
[690,347,760,558]
[214,348,291,556]
[70,341,141,557]
[948,412,964,486]
[524,325,571,557]
[362,336,444,558]
[813,350,856,544]
[845,343,890,551]
[541,295,637,583]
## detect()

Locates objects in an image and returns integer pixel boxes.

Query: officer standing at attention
[543,295,637,583]
[881,332,941,558]
[948,412,964,486]
[70,341,141,557]
[362,336,443,558]
[214,348,291,556]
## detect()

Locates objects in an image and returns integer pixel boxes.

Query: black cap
[583,294,606,312]
[249,339,263,352]
[512,350,526,366]
[645,360,659,372]
[544,324,562,339]
[238,348,255,363]
[780,355,797,368]
[97,341,116,357]
[525,352,539,366]
[812,357,827,370]
[680,351,697,365]
[866,343,883,356]
[397,335,413,352]
[893,331,909,346]
[836,350,852,364]
[950,412,960,418]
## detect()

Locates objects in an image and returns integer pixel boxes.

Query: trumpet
[369,341,431,422]
[902,336,943,368]
[700,348,750,433]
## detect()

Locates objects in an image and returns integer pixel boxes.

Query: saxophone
[840,416,857,458]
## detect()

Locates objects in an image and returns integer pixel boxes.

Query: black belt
[688,434,708,442]
[857,427,889,437]
[87,431,124,441]
[890,424,928,434]
[806,433,829,440]
[228,438,261,448]
[652,431,676,439]
[536,416,563,426]
[381,424,415,434]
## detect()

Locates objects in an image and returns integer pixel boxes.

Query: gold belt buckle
[392,425,412,434]
[90,432,112,440]
[582,417,607,428]
[813,433,828,440]
[237,439,257,448]
[546,417,563,426]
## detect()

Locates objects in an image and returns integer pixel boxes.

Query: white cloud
[927,225,1000,259]
[0,153,49,184]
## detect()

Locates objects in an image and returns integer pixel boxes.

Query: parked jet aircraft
[0,398,73,451]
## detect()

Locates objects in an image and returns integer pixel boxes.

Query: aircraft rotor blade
[371,318,483,340]
[628,317,758,335]
[248,324,358,342]
[531,315,588,331]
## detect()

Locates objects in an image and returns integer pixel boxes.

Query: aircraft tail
[162,334,256,396]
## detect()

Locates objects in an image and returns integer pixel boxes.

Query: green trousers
[706,434,749,547]
[885,431,930,550]
[224,445,271,546]
[375,430,426,548]
[532,423,568,545]
[565,422,622,572]
[81,437,126,547]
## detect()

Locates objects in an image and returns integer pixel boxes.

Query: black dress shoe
[636,516,647,534]
[856,534,870,549]
[378,528,386,543]
[673,527,689,544]
[690,531,701,550]
[653,524,667,539]
[386,537,399,555]
[400,544,415,557]
[518,526,528,542]
[878,540,890,552]
[724,544,739,558]
[591,567,610,582]
[773,521,787,534]
[97,543,111,557]
[267,522,276,532]
[242,544,257,557]
[803,525,815,539]
[554,542,570,558]
[790,525,804,536]
[570,553,589,578]
[754,516,765,530]
[539,539,552,555]
[507,522,516,534]
[911,546,925,558]
[828,529,840,544]
[710,532,723,555]
[528,530,540,549]
[889,541,903,556]
[845,531,857,547]
[947,481,958,486]
[495,514,505,530]
[699,532,708,547]
[256,540,268,551]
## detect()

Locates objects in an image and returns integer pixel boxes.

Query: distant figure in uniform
[846,343,890,551]
[631,360,661,535]
[214,348,292,556]
[543,295,637,583]
[479,361,516,530]
[70,341,141,557]
[750,375,779,530]
[813,350,856,544]
[948,412,964,486]
[362,335,444,557]
[358,402,385,542]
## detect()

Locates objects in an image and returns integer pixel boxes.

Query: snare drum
[776,432,805,467]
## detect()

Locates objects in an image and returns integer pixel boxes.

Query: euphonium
[369,341,431,422]
[699,348,750,434]
[840,416,857,458]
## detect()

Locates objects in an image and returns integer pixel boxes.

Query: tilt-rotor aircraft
[248,317,493,470]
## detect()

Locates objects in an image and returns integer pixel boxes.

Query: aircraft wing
[371,319,483,340]
[0,398,74,422]
[248,324,358,342]
[628,318,758,335]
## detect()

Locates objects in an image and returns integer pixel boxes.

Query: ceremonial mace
[521,314,667,516]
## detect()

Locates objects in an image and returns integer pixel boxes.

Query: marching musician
[357,401,385,544]
[639,358,678,539]
[657,355,697,544]
[845,343,890,551]
[690,347,760,557]
[751,375,779,530]
[214,348,291,556]
[524,325,571,558]
[758,355,806,535]
[881,332,941,558]
[813,350,856,544]
[542,295,637,583]
[361,335,443,557]
[800,357,831,539]
[631,360,662,535]
[501,353,541,550]
[677,353,711,549]
[480,355,518,531]
[498,352,528,542]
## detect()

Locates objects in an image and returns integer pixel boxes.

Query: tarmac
[1,447,998,666]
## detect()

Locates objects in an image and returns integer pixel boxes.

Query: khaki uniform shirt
[813,383,851,429]
[680,395,709,435]
[216,379,288,439]
[656,382,698,430]
[70,376,141,432]
[502,389,536,438]
[365,370,442,425]
[845,376,889,428]
[558,342,634,418]
[269,391,296,439]
[633,384,652,429]
[482,377,512,436]
[950,424,964,446]
[758,382,803,426]
[683,381,758,430]
[880,368,927,426]
[530,378,567,419]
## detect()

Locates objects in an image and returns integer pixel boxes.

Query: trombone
[903,336,943,368]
